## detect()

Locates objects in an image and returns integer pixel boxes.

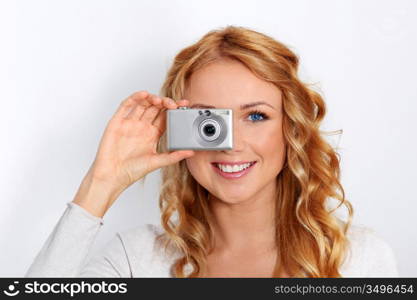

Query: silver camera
[166,107,233,150]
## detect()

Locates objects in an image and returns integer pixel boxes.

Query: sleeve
[78,233,132,277]
[362,229,400,277]
[25,202,131,277]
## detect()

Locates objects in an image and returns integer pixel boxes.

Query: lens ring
[199,119,221,141]
[192,111,228,148]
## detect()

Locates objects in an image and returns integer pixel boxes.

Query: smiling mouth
[211,161,257,174]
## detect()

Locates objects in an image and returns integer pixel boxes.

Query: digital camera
[166,107,233,150]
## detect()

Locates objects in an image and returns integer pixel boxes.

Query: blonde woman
[26,26,398,278]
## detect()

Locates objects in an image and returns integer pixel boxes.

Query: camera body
[166,107,233,150]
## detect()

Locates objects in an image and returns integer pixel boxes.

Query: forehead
[183,59,282,110]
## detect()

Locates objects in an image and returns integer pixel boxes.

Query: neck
[208,182,277,255]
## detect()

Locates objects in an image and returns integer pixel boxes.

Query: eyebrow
[190,101,277,110]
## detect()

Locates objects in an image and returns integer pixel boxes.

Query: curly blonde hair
[145,25,353,277]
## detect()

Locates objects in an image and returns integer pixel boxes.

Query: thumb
[150,150,195,169]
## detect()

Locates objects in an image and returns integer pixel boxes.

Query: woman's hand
[73,91,195,217]
[91,90,194,188]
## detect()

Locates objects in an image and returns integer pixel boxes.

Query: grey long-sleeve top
[25,202,399,277]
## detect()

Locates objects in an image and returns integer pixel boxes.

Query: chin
[209,192,252,205]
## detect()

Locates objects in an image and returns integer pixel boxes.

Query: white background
[1,0,416,277]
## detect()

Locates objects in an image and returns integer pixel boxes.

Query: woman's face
[184,58,286,204]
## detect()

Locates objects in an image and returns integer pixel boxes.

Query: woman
[25,26,398,277]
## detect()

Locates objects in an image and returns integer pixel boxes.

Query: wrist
[72,173,124,218]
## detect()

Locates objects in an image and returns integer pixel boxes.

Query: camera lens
[194,114,227,145]
[203,124,216,136]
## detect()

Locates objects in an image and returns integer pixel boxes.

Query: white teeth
[232,165,241,172]
[216,162,253,173]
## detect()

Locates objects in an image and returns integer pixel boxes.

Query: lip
[211,161,257,179]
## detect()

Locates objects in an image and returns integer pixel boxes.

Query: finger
[162,96,178,109]
[178,99,191,106]
[149,150,195,170]
[152,97,178,130]
[126,93,158,120]
[113,90,149,119]
[176,99,190,107]
[141,95,164,123]
[152,108,167,134]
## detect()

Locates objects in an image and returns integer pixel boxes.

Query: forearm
[25,202,104,277]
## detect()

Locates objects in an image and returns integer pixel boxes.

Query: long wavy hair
[144,25,353,277]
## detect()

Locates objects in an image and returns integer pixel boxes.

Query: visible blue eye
[247,110,268,122]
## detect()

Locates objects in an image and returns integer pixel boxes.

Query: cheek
[185,156,198,174]
[185,153,209,179]
[252,125,286,167]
